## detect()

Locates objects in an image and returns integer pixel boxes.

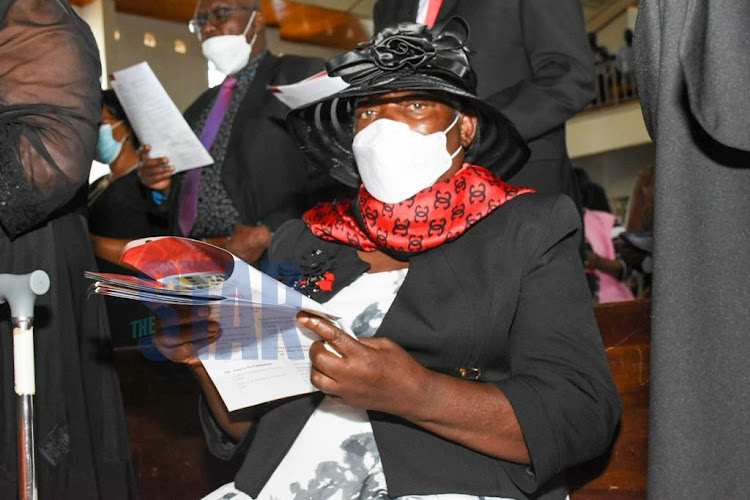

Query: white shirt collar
[416,0,430,24]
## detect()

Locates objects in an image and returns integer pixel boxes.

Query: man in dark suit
[374,0,594,207]
[138,0,337,264]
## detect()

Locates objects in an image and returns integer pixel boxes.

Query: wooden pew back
[568,299,651,499]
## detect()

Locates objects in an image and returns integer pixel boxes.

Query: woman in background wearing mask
[88,90,139,205]
[88,89,168,345]
[153,21,621,500]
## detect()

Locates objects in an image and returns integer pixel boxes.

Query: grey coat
[635,1,750,497]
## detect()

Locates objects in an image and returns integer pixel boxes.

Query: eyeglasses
[188,6,255,38]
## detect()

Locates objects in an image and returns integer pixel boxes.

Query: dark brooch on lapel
[291,248,337,296]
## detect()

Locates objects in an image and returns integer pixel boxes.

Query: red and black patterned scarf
[303,164,535,259]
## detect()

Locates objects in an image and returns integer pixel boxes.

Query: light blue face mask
[95,120,126,164]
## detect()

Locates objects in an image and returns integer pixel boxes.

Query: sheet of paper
[110,62,214,172]
[197,259,350,411]
[198,303,323,411]
[268,70,350,109]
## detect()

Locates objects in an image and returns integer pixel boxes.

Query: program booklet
[86,236,351,411]
[110,62,214,172]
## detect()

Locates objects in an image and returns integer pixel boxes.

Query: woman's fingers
[149,303,215,328]
[296,312,360,357]
[310,365,341,395]
[136,144,174,189]
[308,340,347,381]
[149,303,221,364]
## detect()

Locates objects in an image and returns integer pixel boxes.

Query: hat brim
[287,74,530,188]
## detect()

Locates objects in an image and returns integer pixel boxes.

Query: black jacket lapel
[435,0,461,26]
[234,52,280,120]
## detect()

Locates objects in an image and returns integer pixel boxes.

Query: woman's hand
[299,311,530,463]
[298,311,432,418]
[586,249,627,280]
[585,250,600,270]
[137,144,174,192]
[151,303,221,367]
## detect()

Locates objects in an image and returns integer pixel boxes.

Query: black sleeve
[495,195,622,490]
[198,395,255,461]
[483,0,594,143]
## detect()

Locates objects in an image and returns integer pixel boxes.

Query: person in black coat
[137,0,342,265]
[0,1,136,497]
[373,0,594,209]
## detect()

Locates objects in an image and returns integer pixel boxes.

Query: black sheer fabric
[0,0,100,239]
[0,1,137,498]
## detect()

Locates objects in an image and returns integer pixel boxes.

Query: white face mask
[201,10,257,76]
[352,114,462,204]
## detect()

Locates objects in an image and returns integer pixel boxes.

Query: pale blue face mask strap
[101,121,129,145]
[100,120,122,133]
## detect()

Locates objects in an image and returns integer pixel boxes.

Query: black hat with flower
[287,18,530,187]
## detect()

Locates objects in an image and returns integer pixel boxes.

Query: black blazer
[168,53,339,234]
[203,193,621,498]
[374,0,594,194]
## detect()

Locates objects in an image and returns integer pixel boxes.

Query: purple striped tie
[178,76,238,237]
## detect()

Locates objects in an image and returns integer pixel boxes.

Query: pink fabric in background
[584,209,635,303]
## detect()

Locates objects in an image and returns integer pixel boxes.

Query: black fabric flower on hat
[327,18,476,91]
[371,25,437,71]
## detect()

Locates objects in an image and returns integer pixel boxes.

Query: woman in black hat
[159,20,621,500]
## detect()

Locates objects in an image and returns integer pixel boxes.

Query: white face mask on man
[201,10,257,76]
[352,113,462,204]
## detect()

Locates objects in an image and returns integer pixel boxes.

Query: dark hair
[102,89,126,120]
[102,89,140,148]
[574,167,611,213]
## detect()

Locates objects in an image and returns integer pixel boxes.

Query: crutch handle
[0,270,50,321]
[0,271,48,397]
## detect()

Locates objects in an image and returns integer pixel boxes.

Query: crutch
[0,271,50,500]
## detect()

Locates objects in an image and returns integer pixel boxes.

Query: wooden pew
[113,345,239,498]
[568,299,651,499]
